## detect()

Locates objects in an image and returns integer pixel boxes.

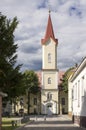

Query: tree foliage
[23,70,40,94]
[0,12,25,99]
[23,70,40,114]
[61,67,75,93]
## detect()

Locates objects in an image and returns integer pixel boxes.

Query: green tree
[24,70,40,93]
[0,13,25,100]
[61,67,75,93]
[23,70,40,114]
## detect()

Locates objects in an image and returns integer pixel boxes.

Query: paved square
[16,115,85,130]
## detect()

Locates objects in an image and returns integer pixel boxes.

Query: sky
[0,0,86,72]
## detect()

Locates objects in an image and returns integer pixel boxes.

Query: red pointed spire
[41,12,58,45]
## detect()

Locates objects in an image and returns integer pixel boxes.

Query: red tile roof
[35,71,42,87]
[58,71,65,86]
[41,13,58,45]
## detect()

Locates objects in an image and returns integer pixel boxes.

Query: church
[29,11,68,115]
[41,11,58,115]
[26,12,68,115]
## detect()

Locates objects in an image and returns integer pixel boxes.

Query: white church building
[41,11,59,115]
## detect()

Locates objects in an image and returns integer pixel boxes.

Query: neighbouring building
[28,93,41,114]
[67,67,77,117]
[58,71,68,114]
[69,57,86,128]
[68,74,73,118]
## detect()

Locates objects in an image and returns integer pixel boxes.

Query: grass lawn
[2,118,20,130]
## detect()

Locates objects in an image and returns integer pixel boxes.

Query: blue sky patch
[37,0,47,9]
[69,6,82,18]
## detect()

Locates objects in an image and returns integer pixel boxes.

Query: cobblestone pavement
[16,115,85,130]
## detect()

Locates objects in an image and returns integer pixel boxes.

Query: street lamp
[27,83,34,115]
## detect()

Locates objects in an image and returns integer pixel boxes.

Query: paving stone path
[16,115,85,130]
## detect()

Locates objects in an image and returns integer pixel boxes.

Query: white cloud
[0,0,86,71]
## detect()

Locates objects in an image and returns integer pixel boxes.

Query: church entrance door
[47,103,53,115]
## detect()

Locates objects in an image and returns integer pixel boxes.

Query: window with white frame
[75,83,77,99]
[74,84,76,100]
[34,98,37,105]
[47,92,52,100]
[78,80,80,107]
[82,76,84,96]
[48,77,51,84]
[62,98,65,105]
[48,53,51,63]
[72,88,74,100]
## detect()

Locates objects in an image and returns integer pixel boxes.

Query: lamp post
[28,90,30,115]
[27,83,34,115]
[37,99,40,115]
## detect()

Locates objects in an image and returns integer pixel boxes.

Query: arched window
[48,53,51,63]
[47,93,50,100]
[48,77,51,84]
[47,92,52,100]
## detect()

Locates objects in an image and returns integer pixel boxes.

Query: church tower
[41,12,58,115]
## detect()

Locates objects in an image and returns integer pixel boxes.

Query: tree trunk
[28,92,30,114]
[0,96,2,130]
